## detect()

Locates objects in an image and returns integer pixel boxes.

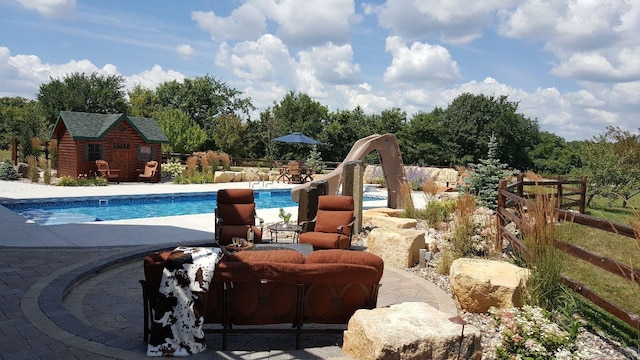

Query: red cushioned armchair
[299,195,355,250]
[215,189,264,245]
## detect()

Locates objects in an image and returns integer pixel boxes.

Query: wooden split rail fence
[496,174,640,330]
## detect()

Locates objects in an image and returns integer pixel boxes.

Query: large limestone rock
[343,302,482,360]
[213,171,239,183]
[449,258,530,313]
[363,208,418,229]
[366,228,425,269]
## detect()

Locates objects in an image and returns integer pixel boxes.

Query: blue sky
[1,0,639,141]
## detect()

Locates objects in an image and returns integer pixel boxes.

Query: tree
[441,93,539,169]
[0,97,47,161]
[529,131,582,175]
[399,108,450,166]
[155,75,254,149]
[152,109,207,154]
[37,72,128,126]
[212,114,246,157]
[461,134,513,209]
[128,85,158,117]
[322,107,370,162]
[577,127,640,207]
[268,91,329,160]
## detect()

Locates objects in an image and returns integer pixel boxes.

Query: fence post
[557,176,564,209]
[580,176,587,214]
[496,179,507,252]
[516,173,524,198]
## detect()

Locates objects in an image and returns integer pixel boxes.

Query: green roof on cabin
[52,111,168,143]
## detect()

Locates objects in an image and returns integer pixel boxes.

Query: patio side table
[268,223,302,243]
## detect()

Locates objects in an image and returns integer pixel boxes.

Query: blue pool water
[2,190,385,226]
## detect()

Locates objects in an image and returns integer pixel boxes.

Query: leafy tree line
[1,71,639,206]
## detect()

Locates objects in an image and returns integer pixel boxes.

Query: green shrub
[43,169,52,184]
[56,176,78,186]
[460,134,514,209]
[304,145,326,173]
[0,161,19,180]
[422,200,455,228]
[56,176,107,186]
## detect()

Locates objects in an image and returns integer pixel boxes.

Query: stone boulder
[366,228,425,269]
[363,208,417,229]
[16,162,28,178]
[213,171,238,183]
[241,171,261,182]
[449,258,530,313]
[343,302,482,360]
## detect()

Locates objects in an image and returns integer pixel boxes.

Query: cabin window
[138,145,153,162]
[113,143,130,150]
[86,144,103,161]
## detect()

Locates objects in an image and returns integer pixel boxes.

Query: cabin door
[111,143,131,180]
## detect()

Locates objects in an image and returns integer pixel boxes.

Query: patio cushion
[315,210,353,235]
[217,203,255,225]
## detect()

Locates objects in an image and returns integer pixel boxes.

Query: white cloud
[551,47,640,82]
[192,0,355,47]
[14,0,75,18]
[498,0,639,83]
[297,43,361,85]
[364,0,515,44]
[125,65,185,91]
[215,35,296,88]
[0,47,185,98]
[383,36,461,85]
[176,44,195,58]
[192,3,266,42]
[261,0,356,46]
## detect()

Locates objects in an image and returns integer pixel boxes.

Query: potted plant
[278,208,292,226]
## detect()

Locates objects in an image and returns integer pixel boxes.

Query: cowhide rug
[147,246,222,357]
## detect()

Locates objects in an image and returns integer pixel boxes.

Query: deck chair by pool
[138,161,158,182]
[215,189,264,245]
[287,161,303,184]
[95,160,120,183]
[299,195,355,250]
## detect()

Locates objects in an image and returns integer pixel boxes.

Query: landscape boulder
[366,228,425,269]
[213,171,239,183]
[363,208,417,229]
[343,302,482,360]
[449,258,529,313]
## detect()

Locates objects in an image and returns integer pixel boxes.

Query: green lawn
[557,195,640,316]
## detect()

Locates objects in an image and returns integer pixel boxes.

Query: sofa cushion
[299,232,351,249]
[307,250,384,282]
[217,203,255,225]
[314,210,353,235]
[318,195,354,211]
[217,189,255,203]
[224,249,305,264]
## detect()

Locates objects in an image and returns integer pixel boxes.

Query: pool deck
[0,179,453,360]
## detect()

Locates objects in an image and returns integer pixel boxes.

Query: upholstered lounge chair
[138,161,158,182]
[299,195,355,249]
[95,159,120,183]
[215,189,264,245]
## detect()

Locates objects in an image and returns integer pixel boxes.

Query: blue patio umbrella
[271,132,323,145]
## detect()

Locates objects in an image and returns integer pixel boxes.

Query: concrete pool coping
[0,179,409,247]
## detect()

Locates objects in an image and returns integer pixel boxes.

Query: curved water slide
[291,133,408,208]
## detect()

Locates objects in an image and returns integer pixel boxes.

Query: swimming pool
[1,190,385,226]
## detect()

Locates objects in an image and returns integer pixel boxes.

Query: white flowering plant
[490,305,586,360]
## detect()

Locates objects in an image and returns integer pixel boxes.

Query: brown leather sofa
[141,248,384,350]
